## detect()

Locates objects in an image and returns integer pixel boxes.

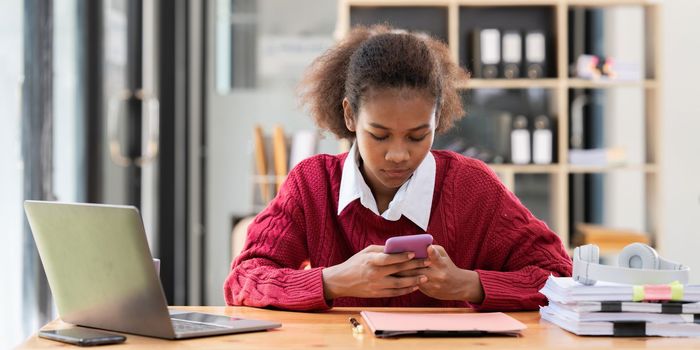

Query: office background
[1,0,699,348]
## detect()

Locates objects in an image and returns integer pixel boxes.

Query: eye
[369,132,388,141]
[409,133,429,142]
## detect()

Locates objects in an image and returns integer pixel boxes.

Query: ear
[342,98,356,133]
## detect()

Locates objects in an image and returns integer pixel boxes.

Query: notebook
[540,306,700,337]
[359,311,526,338]
[550,300,700,314]
[546,301,700,324]
[540,276,700,303]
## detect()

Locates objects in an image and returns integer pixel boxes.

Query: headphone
[572,243,690,286]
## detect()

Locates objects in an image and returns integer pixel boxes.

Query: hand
[322,245,430,300]
[397,245,484,303]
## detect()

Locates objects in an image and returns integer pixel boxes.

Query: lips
[382,168,411,179]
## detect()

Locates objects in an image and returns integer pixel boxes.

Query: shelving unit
[336,0,662,248]
[458,79,560,89]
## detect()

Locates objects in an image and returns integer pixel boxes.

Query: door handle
[134,89,160,166]
[107,89,160,167]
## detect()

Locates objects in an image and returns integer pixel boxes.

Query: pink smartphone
[384,234,434,259]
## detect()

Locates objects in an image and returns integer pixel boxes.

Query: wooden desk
[18,307,700,349]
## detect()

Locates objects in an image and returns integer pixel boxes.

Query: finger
[362,245,384,253]
[379,285,420,298]
[428,245,442,261]
[393,267,429,277]
[381,275,427,290]
[380,258,430,276]
[433,245,448,257]
[371,251,415,266]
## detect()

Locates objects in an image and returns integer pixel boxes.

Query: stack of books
[539,276,700,337]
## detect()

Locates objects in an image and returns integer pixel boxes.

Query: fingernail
[419,276,428,283]
[407,253,415,259]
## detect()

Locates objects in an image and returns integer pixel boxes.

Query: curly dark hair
[299,25,468,140]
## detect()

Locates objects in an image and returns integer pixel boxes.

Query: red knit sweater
[224,150,572,311]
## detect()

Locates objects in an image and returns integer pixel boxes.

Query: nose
[385,141,410,163]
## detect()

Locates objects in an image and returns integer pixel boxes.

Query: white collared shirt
[337,142,436,231]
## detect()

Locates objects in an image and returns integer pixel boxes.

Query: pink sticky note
[643,284,672,301]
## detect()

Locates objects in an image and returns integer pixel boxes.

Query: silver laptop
[24,201,281,339]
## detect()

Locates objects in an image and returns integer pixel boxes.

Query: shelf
[257,164,658,181]
[340,0,663,250]
[568,79,657,89]
[566,0,656,7]
[346,0,451,6]
[487,164,658,174]
[458,79,559,89]
[457,0,558,5]
[345,0,656,9]
[348,0,570,6]
[488,164,560,174]
[459,79,657,90]
[567,164,658,173]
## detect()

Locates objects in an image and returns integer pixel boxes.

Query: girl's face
[343,88,436,197]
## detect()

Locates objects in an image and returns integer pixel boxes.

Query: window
[0,1,25,348]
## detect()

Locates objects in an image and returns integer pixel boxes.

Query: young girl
[224,25,571,311]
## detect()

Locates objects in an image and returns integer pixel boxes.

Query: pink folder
[360,311,527,338]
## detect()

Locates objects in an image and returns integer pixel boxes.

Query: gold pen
[349,317,364,334]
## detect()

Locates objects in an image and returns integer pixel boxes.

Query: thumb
[428,245,442,262]
[362,244,384,253]
[432,245,448,258]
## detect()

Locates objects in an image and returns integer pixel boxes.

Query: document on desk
[360,311,526,338]
[540,276,700,303]
[539,276,700,337]
[540,306,700,337]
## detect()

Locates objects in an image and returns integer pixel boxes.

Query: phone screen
[39,328,126,346]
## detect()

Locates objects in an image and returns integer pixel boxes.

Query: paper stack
[539,276,700,337]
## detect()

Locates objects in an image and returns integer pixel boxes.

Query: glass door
[100,0,160,249]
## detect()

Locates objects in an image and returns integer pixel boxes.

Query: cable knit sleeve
[223,166,331,311]
[472,187,572,311]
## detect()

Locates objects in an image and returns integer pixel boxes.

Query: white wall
[659,0,700,282]
[205,0,338,305]
[604,7,645,232]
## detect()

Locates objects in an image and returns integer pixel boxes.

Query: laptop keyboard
[171,319,229,334]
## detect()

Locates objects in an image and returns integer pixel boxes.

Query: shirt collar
[337,142,435,231]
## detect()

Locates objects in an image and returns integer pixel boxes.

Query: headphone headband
[575,258,689,285]
[573,244,690,286]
